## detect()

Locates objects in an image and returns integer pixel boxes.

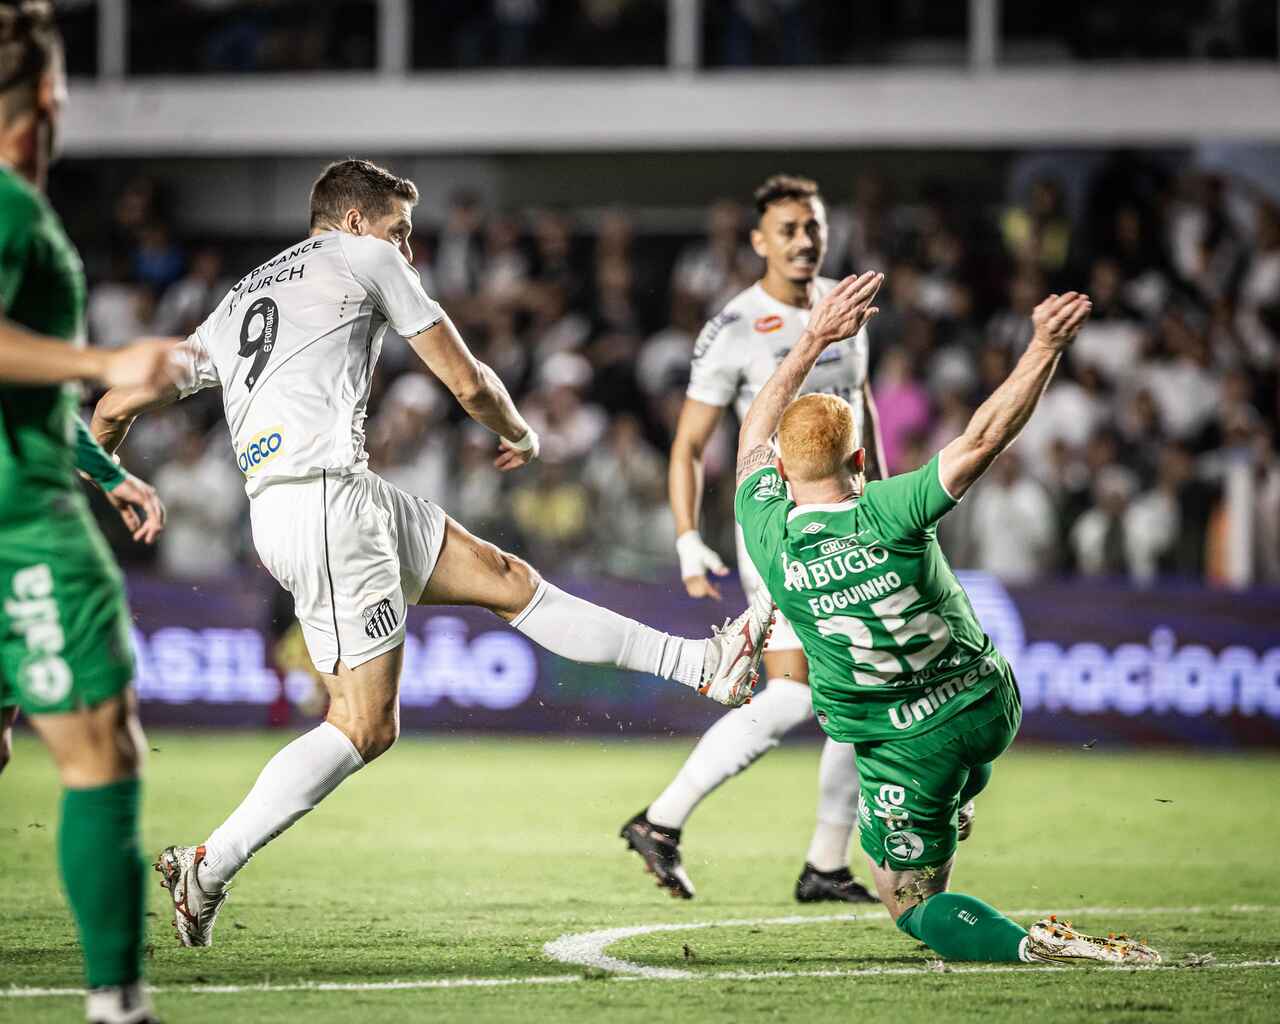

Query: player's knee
[488,547,540,619]
[345,716,400,763]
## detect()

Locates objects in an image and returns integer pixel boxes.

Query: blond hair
[777,393,857,482]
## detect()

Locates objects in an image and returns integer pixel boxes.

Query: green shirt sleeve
[734,465,791,582]
[73,417,127,492]
[861,452,957,542]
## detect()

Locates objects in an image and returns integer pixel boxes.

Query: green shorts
[0,523,134,716]
[855,666,1022,871]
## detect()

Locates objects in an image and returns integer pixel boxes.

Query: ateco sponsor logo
[237,429,284,475]
[754,315,784,333]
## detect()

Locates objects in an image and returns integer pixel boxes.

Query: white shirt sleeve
[171,322,220,398]
[686,310,743,408]
[342,234,445,339]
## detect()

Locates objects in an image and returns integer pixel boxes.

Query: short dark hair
[753,174,822,218]
[0,2,59,112]
[309,159,419,230]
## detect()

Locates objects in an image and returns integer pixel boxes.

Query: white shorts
[734,523,802,653]
[250,470,447,673]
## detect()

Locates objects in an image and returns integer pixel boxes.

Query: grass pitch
[2,731,1277,1023]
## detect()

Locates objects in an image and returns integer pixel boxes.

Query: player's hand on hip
[806,270,884,347]
[103,338,183,391]
[1031,292,1093,351]
[106,473,167,544]
[495,428,540,472]
[677,530,729,600]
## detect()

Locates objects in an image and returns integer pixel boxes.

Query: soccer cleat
[86,983,158,1024]
[698,589,775,706]
[155,844,228,948]
[794,863,879,904]
[619,811,695,899]
[957,799,976,841]
[1025,915,1161,965]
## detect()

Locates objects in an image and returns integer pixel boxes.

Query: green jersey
[0,164,123,526]
[735,453,1007,743]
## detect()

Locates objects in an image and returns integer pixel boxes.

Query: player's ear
[750,227,768,260]
[342,208,366,236]
[848,447,866,475]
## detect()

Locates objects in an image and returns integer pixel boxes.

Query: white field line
[542,904,1275,977]
[4,905,1276,1000]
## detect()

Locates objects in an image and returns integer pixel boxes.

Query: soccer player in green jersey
[733,271,1161,965]
[0,5,176,1022]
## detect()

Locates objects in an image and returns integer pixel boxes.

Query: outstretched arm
[736,271,883,484]
[0,319,177,389]
[91,379,183,454]
[938,292,1091,500]
[406,316,539,471]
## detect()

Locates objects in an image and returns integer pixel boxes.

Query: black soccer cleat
[794,863,879,904]
[619,810,695,899]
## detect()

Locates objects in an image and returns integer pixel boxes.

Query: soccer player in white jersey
[621,175,885,902]
[91,159,773,947]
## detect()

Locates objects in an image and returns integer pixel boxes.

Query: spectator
[1071,466,1140,578]
[151,424,246,579]
[969,452,1058,582]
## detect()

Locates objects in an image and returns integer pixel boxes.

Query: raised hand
[1031,292,1092,351]
[806,271,883,347]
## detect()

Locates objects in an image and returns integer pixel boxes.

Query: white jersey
[172,231,443,497]
[687,278,869,436]
[689,278,871,654]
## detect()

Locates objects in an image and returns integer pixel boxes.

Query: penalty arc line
[4,905,1276,1000]
[542,904,1277,978]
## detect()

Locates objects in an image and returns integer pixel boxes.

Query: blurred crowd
[86,153,1280,591]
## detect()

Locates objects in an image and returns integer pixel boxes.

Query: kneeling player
[732,274,1159,965]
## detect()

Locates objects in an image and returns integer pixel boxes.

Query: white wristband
[506,430,536,453]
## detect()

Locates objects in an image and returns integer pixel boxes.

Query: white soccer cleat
[1025,915,1161,965]
[155,844,228,948]
[698,589,775,706]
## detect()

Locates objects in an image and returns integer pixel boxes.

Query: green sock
[58,779,146,988]
[896,892,1027,962]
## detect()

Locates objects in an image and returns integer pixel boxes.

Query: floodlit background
[48,0,1280,745]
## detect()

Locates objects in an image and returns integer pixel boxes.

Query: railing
[68,0,1280,79]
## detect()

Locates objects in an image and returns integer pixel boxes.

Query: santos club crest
[884,829,924,862]
[363,599,399,640]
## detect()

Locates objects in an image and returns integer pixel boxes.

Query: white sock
[85,983,153,1024]
[202,722,364,888]
[647,677,813,830]
[805,737,859,871]
[511,579,707,688]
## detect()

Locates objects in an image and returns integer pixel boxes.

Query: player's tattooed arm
[939,292,1091,499]
[734,443,776,486]
[737,271,883,480]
